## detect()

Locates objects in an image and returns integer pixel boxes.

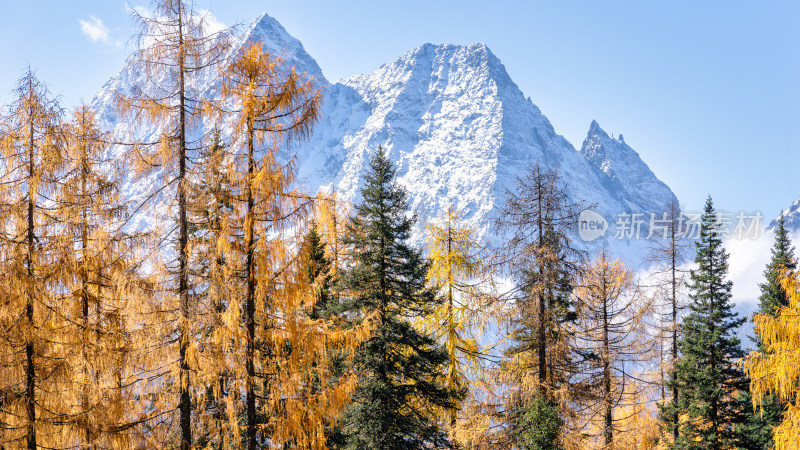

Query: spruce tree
[515,395,562,450]
[741,213,797,448]
[757,214,796,318]
[337,146,463,449]
[304,221,336,320]
[660,197,747,449]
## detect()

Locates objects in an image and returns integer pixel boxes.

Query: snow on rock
[580,120,677,217]
[769,196,800,232]
[92,13,679,268]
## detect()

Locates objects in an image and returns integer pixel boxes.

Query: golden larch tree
[745,268,800,450]
[219,39,319,449]
[186,128,243,447]
[56,104,152,449]
[114,1,231,447]
[419,207,491,431]
[218,41,367,450]
[573,252,653,449]
[0,70,66,449]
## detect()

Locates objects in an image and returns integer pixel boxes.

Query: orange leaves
[745,267,800,450]
[219,41,322,146]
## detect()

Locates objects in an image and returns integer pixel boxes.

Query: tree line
[1,1,799,449]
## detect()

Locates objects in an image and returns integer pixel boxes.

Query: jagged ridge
[92,13,678,266]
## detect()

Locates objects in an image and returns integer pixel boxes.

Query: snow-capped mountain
[580,120,675,216]
[92,13,678,266]
[769,196,800,231]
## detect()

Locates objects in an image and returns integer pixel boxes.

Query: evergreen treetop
[338,146,463,449]
[758,214,797,318]
[741,213,798,449]
[662,196,747,449]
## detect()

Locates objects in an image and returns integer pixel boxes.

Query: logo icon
[578,209,608,241]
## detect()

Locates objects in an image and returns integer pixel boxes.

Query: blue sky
[2,1,798,218]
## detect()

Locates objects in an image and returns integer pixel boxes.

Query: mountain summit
[580,120,675,215]
[92,13,677,265]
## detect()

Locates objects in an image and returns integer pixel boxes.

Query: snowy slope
[580,120,676,216]
[769,196,800,231]
[92,13,678,267]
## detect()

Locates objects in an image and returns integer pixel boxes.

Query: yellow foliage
[572,253,654,449]
[745,267,800,450]
[419,208,495,441]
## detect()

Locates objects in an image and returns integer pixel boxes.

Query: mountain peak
[391,42,501,72]
[769,196,800,231]
[92,12,679,267]
[588,120,612,140]
[581,121,676,214]
[239,13,326,82]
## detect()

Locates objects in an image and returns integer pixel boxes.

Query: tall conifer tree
[574,251,652,448]
[646,199,690,441]
[420,208,488,430]
[115,2,231,447]
[740,214,797,448]
[757,214,797,318]
[58,104,150,449]
[0,70,65,449]
[337,146,463,449]
[660,197,747,449]
[493,164,584,447]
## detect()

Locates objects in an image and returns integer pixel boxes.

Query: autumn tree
[741,214,797,449]
[114,1,232,447]
[336,146,464,449]
[0,70,66,450]
[419,207,491,430]
[573,251,653,448]
[186,129,242,447]
[55,104,152,449]
[494,163,584,446]
[745,264,800,449]
[646,200,690,440]
[660,197,747,449]
[312,189,350,287]
[217,39,330,448]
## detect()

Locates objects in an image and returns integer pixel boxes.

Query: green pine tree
[660,197,747,449]
[303,221,336,320]
[515,395,562,450]
[337,146,464,449]
[757,214,796,319]
[739,213,797,449]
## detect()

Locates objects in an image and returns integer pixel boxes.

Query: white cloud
[124,5,226,34]
[196,9,226,34]
[79,16,111,43]
[724,228,800,348]
[726,228,800,304]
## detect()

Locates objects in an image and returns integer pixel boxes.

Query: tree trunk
[536,191,546,385]
[176,5,192,449]
[245,112,257,450]
[446,219,457,426]
[602,270,613,447]
[670,206,679,442]
[25,96,38,450]
[80,143,94,449]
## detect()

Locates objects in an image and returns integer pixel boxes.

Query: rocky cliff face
[92,13,678,265]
